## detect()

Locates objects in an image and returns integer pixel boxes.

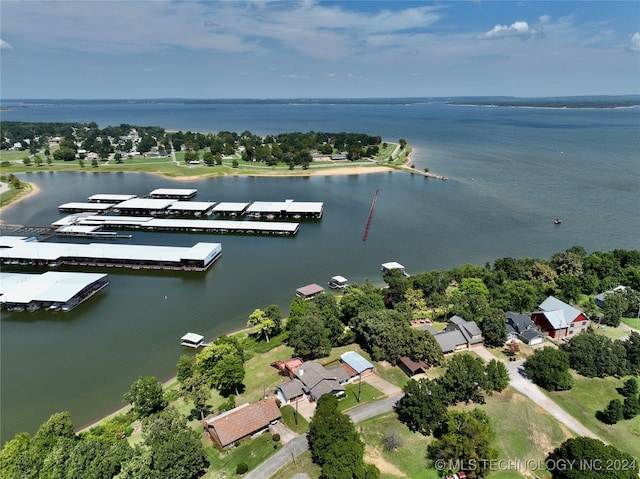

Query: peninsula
[0,122,448,210]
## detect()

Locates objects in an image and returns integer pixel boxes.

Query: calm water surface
[1,101,639,443]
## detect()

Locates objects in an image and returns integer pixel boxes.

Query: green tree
[562,330,627,378]
[176,354,195,385]
[339,282,385,325]
[134,407,209,479]
[181,372,212,419]
[621,377,638,397]
[308,394,376,479]
[524,347,573,391]
[247,308,277,342]
[546,437,638,479]
[394,379,448,436]
[622,394,640,419]
[211,353,245,395]
[0,432,36,479]
[450,277,490,320]
[438,353,487,404]
[480,309,507,348]
[288,315,332,360]
[122,376,167,418]
[428,409,499,479]
[624,331,640,375]
[263,304,283,336]
[485,359,510,394]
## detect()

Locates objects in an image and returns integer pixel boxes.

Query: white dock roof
[0,237,221,263]
[167,201,216,212]
[246,199,323,215]
[59,202,114,211]
[0,271,108,304]
[114,198,176,210]
[149,188,197,197]
[212,202,250,213]
[88,194,137,202]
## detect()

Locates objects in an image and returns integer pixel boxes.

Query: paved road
[244,394,403,479]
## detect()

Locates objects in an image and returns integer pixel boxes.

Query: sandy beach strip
[0,181,41,216]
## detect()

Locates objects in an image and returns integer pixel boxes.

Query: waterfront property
[203,398,281,449]
[531,296,590,339]
[0,236,222,271]
[594,285,628,308]
[0,271,109,312]
[276,360,346,404]
[429,316,484,354]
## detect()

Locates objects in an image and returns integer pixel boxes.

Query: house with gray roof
[506,311,544,345]
[276,361,345,404]
[531,296,589,340]
[428,316,484,354]
[595,285,628,308]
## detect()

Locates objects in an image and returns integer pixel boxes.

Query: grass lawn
[236,343,296,405]
[594,324,631,340]
[356,412,438,479]
[337,382,384,413]
[621,317,640,331]
[0,182,32,208]
[202,430,283,479]
[545,373,640,458]
[464,387,571,479]
[275,451,321,479]
[280,405,310,434]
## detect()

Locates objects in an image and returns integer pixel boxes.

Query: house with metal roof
[204,398,281,449]
[340,351,375,378]
[531,296,589,339]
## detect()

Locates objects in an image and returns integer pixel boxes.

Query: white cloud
[0,39,13,50]
[479,21,543,40]
[629,32,640,51]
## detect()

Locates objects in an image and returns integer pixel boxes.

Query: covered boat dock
[88,194,137,203]
[0,236,222,271]
[53,215,300,236]
[149,188,197,199]
[0,271,109,312]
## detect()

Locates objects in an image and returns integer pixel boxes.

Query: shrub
[236,462,248,475]
[272,433,280,442]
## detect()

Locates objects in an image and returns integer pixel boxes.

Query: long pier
[362,189,378,241]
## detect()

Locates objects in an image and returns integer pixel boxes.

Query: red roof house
[531,296,589,339]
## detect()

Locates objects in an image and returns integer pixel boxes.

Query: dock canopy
[149,188,197,199]
[296,283,325,299]
[381,261,408,276]
[181,332,205,348]
[329,275,348,289]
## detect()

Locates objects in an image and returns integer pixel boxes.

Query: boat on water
[554,219,562,224]
[328,275,349,290]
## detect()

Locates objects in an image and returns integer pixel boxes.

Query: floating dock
[0,236,222,271]
[52,214,300,236]
[0,271,109,312]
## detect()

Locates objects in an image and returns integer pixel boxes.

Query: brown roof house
[204,398,281,449]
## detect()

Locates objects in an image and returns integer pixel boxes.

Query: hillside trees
[195,335,245,394]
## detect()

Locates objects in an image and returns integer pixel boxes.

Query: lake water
[1,100,639,443]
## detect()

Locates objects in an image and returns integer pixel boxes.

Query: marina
[0,271,109,312]
[0,236,222,271]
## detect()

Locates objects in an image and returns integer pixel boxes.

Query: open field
[545,373,640,458]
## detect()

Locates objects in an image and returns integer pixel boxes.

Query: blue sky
[1,1,639,99]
